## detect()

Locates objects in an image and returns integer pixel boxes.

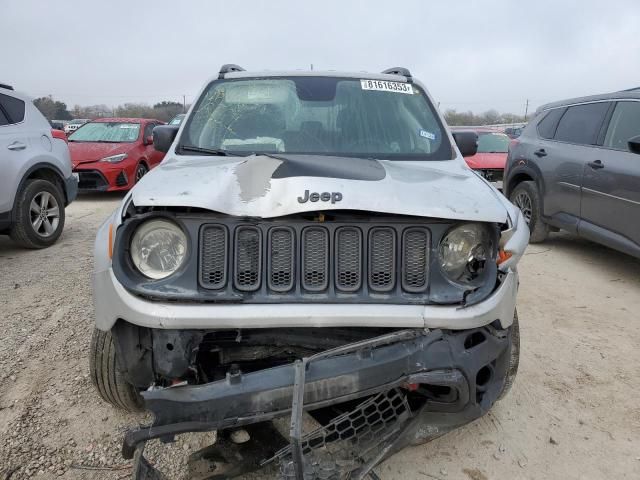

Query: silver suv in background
[0,84,78,248]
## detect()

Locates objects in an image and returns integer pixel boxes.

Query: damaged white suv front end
[91,66,528,479]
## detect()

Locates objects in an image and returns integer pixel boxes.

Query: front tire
[10,179,66,249]
[509,180,548,243]
[134,162,148,184]
[498,310,520,400]
[90,328,144,412]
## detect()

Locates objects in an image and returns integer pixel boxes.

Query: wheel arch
[12,163,67,222]
[505,165,543,198]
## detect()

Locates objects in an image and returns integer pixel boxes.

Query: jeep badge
[297,190,343,204]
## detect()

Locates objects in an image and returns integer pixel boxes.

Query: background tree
[444,109,526,126]
[33,96,72,121]
[114,103,154,119]
[72,104,112,119]
[152,101,183,122]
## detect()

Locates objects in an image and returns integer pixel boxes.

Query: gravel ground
[1,193,639,480]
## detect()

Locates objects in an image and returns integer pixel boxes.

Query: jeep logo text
[297,190,343,204]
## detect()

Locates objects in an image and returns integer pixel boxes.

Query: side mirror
[452,131,478,157]
[153,125,179,153]
[143,135,153,146]
[628,135,640,155]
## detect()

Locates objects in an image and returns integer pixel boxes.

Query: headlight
[100,153,128,163]
[439,223,494,284]
[130,219,187,279]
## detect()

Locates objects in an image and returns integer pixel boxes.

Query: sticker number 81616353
[360,79,413,94]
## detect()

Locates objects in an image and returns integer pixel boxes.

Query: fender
[10,162,68,222]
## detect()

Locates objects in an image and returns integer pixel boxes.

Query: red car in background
[68,118,165,192]
[451,127,510,189]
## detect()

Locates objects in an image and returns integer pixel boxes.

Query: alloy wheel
[513,192,533,224]
[29,191,60,237]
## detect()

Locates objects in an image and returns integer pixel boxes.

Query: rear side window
[603,101,640,150]
[0,93,26,125]
[554,102,609,145]
[536,108,565,139]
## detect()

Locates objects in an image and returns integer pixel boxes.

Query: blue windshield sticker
[419,129,436,140]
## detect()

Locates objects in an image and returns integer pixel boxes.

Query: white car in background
[63,118,90,135]
[0,83,77,248]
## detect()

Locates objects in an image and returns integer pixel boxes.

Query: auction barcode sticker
[360,79,413,94]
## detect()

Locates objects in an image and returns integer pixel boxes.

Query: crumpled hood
[131,154,508,223]
[69,142,131,166]
[464,152,508,170]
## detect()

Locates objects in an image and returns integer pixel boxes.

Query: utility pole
[183,95,186,113]
[524,99,529,122]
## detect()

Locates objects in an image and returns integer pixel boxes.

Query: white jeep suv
[90,66,528,479]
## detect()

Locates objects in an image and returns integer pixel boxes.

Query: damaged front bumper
[125,323,514,479]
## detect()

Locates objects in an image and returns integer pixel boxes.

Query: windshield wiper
[179,145,243,156]
[179,146,291,162]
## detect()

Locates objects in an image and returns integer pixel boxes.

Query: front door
[542,102,610,230]
[581,100,640,249]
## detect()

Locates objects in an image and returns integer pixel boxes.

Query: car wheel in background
[134,162,148,184]
[510,180,548,243]
[9,179,66,249]
[89,328,144,412]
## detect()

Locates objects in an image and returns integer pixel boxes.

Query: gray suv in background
[0,84,78,248]
[505,88,640,258]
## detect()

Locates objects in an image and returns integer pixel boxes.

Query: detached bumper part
[125,326,514,479]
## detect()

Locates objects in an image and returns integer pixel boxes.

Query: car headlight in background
[130,219,187,279]
[439,223,494,284]
[100,153,128,163]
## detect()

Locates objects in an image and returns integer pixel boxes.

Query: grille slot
[234,226,262,291]
[402,228,430,292]
[369,228,396,292]
[302,227,329,292]
[268,227,295,292]
[335,227,362,292]
[200,225,228,289]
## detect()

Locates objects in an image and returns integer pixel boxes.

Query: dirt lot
[1,194,639,480]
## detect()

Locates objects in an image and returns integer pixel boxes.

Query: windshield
[477,132,509,153]
[179,77,452,160]
[69,122,141,142]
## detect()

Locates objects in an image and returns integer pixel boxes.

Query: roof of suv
[224,70,411,82]
[536,88,640,114]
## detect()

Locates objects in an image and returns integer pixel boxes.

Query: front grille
[76,170,108,190]
[199,221,432,298]
[480,169,504,183]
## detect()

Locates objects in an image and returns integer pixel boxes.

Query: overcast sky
[2,0,639,115]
